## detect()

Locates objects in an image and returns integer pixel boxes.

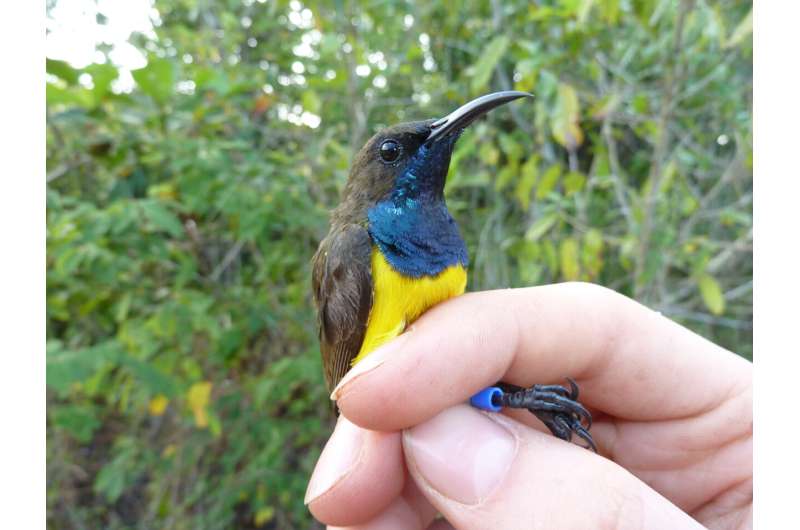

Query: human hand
[305,283,752,529]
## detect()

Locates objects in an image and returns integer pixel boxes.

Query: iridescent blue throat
[367,143,469,278]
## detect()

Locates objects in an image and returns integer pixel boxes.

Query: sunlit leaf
[697,274,726,315]
[600,0,620,24]
[725,8,752,48]
[514,156,539,208]
[494,162,518,192]
[564,171,586,195]
[478,143,499,165]
[132,58,175,103]
[302,90,321,114]
[46,58,80,84]
[536,164,561,199]
[582,229,604,277]
[148,395,169,416]
[499,134,523,162]
[46,83,93,107]
[187,381,213,428]
[254,506,275,527]
[551,83,584,150]
[525,213,558,241]
[559,237,581,280]
[85,63,118,100]
[469,36,510,93]
[577,0,596,26]
[590,92,622,120]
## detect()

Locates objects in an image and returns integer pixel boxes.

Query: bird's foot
[495,378,596,452]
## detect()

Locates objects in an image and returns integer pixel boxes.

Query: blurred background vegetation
[46,0,752,527]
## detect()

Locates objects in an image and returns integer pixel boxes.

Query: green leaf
[46,83,93,107]
[187,381,213,428]
[478,143,499,165]
[141,200,184,237]
[94,440,138,503]
[117,354,179,397]
[725,8,752,48]
[590,92,622,120]
[514,156,539,208]
[51,405,100,443]
[551,83,583,150]
[536,164,562,199]
[469,36,510,93]
[525,213,558,241]
[559,237,581,280]
[86,63,119,100]
[46,58,80,84]
[582,228,604,277]
[46,341,119,395]
[95,468,125,503]
[499,134,523,162]
[564,171,586,195]
[599,0,620,24]
[132,58,175,103]
[494,162,518,192]
[114,292,132,323]
[577,0,596,26]
[697,274,726,315]
[254,506,275,527]
[302,91,321,114]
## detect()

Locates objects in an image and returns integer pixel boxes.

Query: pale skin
[305,282,753,530]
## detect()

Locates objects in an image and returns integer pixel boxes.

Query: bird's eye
[379,140,401,163]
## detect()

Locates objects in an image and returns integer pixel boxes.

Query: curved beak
[425,90,533,145]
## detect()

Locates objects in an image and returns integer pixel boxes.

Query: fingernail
[304,416,364,504]
[403,405,516,505]
[330,335,406,401]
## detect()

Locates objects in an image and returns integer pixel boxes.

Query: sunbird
[312,91,594,450]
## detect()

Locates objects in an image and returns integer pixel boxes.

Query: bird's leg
[494,378,597,452]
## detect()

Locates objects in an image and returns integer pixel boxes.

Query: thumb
[402,405,703,530]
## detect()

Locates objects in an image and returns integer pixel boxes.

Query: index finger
[334,282,751,432]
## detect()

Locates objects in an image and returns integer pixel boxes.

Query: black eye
[379,140,401,162]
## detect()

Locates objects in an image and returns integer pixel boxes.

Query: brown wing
[311,223,373,393]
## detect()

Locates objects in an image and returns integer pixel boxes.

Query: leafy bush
[46,0,752,528]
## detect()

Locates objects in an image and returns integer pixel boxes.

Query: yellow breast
[353,247,467,364]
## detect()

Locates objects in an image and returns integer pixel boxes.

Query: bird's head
[335,91,532,220]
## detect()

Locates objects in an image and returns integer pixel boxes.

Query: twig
[724,280,752,302]
[489,0,533,137]
[601,117,635,231]
[210,240,245,282]
[634,0,692,302]
[707,227,753,271]
[678,151,748,244]
[340,7,367,152]
[662,227,753,305]
[661,307,752,330]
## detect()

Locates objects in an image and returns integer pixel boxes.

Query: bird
[311,91,595,450]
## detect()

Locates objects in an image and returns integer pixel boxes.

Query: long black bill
[425,90,533,145]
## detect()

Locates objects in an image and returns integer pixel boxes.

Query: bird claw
[497,378,597,452]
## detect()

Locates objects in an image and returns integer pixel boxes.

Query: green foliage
[469,36,510,94]
[47,0,752,528]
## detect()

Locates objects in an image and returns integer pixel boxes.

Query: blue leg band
[470,386,503,412]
